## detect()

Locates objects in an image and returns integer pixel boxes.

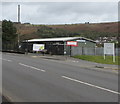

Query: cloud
[1,2,118,24]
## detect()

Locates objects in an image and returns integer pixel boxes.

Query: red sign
[66,41,78,47]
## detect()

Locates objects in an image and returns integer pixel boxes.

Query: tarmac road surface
[2,53,119,102]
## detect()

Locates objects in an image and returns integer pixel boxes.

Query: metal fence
[2,41,19,52]
[71,47,120,56]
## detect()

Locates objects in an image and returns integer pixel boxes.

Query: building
[20,37,96,55]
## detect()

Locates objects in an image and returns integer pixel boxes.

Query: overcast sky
[1,1,118,24]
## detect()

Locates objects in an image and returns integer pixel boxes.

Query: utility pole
[17,5,20,49]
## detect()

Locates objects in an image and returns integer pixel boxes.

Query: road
[2,53,119,102]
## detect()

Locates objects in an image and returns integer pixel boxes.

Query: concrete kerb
[81,63,118,74]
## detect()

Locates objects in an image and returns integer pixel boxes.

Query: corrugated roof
[27,37,96,43]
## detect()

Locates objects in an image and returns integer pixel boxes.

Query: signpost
[104,43,115,62]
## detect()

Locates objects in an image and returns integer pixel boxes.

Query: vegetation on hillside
[35,25,118,39]
[35,25,80,38]
[14,22,118,38]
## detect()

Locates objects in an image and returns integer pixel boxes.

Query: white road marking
[0,58,12,62]
[19,63,45,72]
[43,59,54,61]
[72,60,79,63]
[62,75,120,95]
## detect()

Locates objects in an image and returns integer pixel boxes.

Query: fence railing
[2,41,19,52]
[71,47,120,56]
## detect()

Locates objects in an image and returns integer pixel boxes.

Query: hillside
[49,22,118,33]
[14,22,118,41]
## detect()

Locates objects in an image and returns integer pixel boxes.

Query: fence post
[82,47,84,55]
[70,46,71,56]
[94,47,96,56]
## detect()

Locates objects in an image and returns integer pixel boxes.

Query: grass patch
[73,55,120,65]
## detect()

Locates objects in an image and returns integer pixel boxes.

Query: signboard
[66,41,78,47]
[33,44,45,51]
[104,43,115,62]
[104,43,114,55]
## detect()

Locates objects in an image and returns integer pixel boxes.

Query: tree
[2,20,18,50]
[2,20,17,42]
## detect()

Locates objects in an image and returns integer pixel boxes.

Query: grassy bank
[73,55,119,65]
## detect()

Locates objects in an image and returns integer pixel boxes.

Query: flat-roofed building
[20,37,96,55]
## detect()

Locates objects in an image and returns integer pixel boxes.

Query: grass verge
[73,55,120,65]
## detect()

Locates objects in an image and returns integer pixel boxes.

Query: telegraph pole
[17,5,20,48]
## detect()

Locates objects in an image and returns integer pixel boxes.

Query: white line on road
[19,63,46,72]
[0,58,12,62]
[62,75,120,95]
[72,60,79,63]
